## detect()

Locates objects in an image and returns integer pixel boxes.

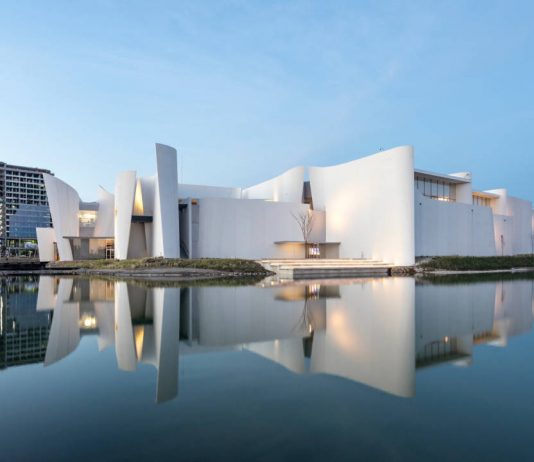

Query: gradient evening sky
[0,0,533,200]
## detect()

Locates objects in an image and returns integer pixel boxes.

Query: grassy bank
[48,257,270,274]
[419,255,534,272]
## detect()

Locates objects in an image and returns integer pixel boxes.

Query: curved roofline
[243,165,306,190]
[309,145,413,171]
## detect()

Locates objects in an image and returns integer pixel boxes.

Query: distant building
[0,162,53,257]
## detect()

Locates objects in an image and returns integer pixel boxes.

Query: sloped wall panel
[43,174,80,261]
[152,144,179,258]
[114,171,136,260]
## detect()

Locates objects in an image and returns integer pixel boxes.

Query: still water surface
[1,274,534,461]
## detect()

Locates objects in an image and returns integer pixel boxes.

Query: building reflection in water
[0,277,52,370]
[2,275,533,403]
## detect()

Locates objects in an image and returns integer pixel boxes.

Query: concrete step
[258,258,393,279]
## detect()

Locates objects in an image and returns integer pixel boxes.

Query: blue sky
[0,0,532,200]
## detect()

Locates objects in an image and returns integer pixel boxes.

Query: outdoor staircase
[258,258,393,280]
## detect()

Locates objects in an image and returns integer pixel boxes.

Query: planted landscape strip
[419,255,534,272]
[47,257,272,276]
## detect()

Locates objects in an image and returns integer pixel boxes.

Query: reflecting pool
[1,274,534,461]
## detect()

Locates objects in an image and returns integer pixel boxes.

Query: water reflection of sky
[1,275,534,461]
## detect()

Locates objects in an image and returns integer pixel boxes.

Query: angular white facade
[37,142,534,263]
[38,143,182,262]
[43,174,80,260]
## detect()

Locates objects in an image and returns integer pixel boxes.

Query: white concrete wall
[507,196,532,254]
[127,222,148,259]
[179,183,242,199]
[488,189,533,255]
[43,173,80,261]
[94,186,114,237]
[114,171,136,260]
[152,144,179,258]
[197,198,326,259]
[242,166,305,203]
[36,227,56,262]
[449,172,473,204]
[415,191,497,256]
[309,146,415,265]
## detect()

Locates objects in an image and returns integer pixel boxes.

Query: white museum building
[36,143,534,266]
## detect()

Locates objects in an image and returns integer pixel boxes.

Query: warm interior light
[80,315,97,329]
[133,179,144,215]
[78,211,97,226]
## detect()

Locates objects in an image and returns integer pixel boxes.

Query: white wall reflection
[311,278,415,397]
[31,275,534,404]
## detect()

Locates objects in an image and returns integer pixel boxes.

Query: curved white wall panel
[44,278,78,366]
[152,144,179,258]
[114,171,136,260]
[36,275,56,310]
[311,278,415,398]
[94,186,115,237]
[245,338,306,374]
[94,301,115,352]
[43,173,80,261]
[36,227,56,262]
[309,146,415,266]
[242,166,305,203]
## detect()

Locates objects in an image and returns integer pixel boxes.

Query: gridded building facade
[0,277,52,370]
[0,162,53,256]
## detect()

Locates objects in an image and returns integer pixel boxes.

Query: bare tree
[291,209,314,258]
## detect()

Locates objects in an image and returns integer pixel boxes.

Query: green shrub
[48,257,270,274]
[419,255,534,271]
